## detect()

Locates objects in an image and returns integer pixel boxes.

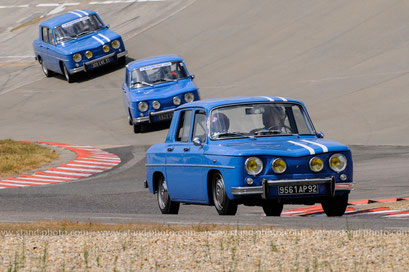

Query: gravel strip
[1,228,408,271]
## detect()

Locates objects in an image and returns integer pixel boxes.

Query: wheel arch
[152,171,165,194]
[206,169,222,205]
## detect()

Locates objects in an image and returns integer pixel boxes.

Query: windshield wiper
[75,31,92,37]
[215,132,248,138]
[131,81,153,87]
[252,129,283,136]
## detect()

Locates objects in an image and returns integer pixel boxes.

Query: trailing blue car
[145,96,354,216]
[122,55,199,133]
[33,10,127,82]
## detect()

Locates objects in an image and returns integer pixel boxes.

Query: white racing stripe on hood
[301,139,328,153]
[277,96,288,101]
[69,11,82,17]
[98,33,111,42]
[76,10,89,16]
[288,140,315,155]
[92,36,105,45]
[262,96,275,102]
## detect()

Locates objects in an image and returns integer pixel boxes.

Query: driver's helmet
[262,105,286,129]
[211,112,230,135]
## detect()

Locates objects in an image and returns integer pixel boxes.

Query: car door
[37,27,49,65]
[46,28,59,72]
[122,68,131,116]
[165,109,198,201]
[182,110,207,202]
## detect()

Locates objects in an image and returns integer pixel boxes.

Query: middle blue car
[122,55,199,133]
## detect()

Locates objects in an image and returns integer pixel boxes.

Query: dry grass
[0,221,408,271]
[0,139,59,179]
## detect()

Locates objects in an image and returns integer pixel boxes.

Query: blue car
[145,96,354,216]
[33,10,127,82]
[122,55,199,133]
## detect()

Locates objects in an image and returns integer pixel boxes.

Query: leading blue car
[145,96,354,216]
[33,10,127,82]
[122,55,199,133]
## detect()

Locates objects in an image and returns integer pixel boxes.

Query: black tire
[117,56,126,66]
[262,201,284,216]
[133,123,141,133]
[157,175,179,214]
[321,193,349,217]
[62,63,74,83]
[212,172,238,215]
[40,59,53,77]
[128,109,133,126]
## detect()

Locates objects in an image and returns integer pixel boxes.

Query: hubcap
[214,174,225,209]
[158,179,168,209]
[64,66,69,81]
[41,62,47,74]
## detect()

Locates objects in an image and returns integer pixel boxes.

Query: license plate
[278,184,318,195]
[91,58,111,68]
[157,112,173,121]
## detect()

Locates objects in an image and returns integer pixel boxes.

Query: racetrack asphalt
[0,0,408,230]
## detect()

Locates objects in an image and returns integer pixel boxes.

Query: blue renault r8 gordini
[33,10,127,82]
[122,55,199,133]
[145,96,354,216]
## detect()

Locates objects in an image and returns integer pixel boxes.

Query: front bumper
[69,50,128,74]
[133,108,175,124]
[231,177,355,198]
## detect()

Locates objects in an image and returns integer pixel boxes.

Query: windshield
[54,14,105,43]
[130,61,188,88]
[210,103,315,139]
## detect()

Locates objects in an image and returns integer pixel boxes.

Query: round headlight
[102,45,110,53]
[245,157,263,176]
[184,92,195,103]
[152,100,160,110]
[173,96,181,106]
[85,51,93,59]
[309,157,324,172]
[112,40,120,49]
[329,153,347,173]
[138,101,148,112]
[271,158,287,174]
[73,53,82,62]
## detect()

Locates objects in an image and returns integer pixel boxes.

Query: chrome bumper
[69,50,128,74]
[231,177,355,198]
[133,108,175,124]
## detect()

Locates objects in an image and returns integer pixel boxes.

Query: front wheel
[321,193,349,216]
[62,63,74,83]
[262,201,283,216]
[212,172,237,215]
[157,176,179,214]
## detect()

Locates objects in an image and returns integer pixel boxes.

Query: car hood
[58,29,120,53]
[130,79,197,101]
[205,137,349,157]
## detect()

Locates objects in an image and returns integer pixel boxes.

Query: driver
[210,112,230,137]
[262,105,286,131]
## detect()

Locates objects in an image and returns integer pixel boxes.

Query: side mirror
[190,74,195,80]
[192,137,202,146]
[106,24,110,29]
[317,131,325,138]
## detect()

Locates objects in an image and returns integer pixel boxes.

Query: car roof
[177,96,303,110]
[126,55,184,70]
[39,10,98,29]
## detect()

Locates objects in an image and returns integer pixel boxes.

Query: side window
[192,111,207,142]
[48,29,54,45]
[125,70,129,87]
[176,110,193,142]
[41,27,48,43]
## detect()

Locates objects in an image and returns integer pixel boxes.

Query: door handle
[183,147,190,152]
[167,147,174,152]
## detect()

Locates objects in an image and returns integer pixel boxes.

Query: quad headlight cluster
[72,40,121,63]
[244,153,347,176]
[173,92,195,105]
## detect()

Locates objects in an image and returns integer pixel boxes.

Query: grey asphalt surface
[0,0,408,230]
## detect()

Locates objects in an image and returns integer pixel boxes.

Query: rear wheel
[157,175,179,214]
[128,109,133,126]
[262,201,283,216]
[321,193,349,216]
[40,59,53,77]
[212,172,237,215]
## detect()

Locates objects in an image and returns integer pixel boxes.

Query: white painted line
[44,171,91,177]
[301,140,328,153]
[0,182,26,187]
[3,180,49,185]
[384,212,409,218]
[17,177,64,182]
[32,174,74,180]
[288,141,315,155]
[57,167,103,173]
[0,56,34,59]
[0,5,29,9]
[74,160,117,165]
[92,36,105,45]
[349,210,399,216]
[37,3,59,7]
[66,163,109,169]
